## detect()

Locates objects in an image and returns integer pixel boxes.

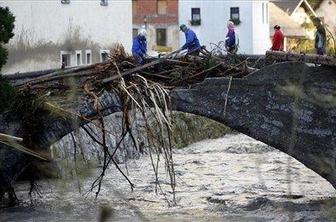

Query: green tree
[0,6,15,71]
[0,6,15,113]
[306,0,319,8]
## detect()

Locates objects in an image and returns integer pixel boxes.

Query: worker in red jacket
[271,25,284,51]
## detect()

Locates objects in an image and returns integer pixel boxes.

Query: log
[0,133,48,161]
[0,133,23,142]
[15,64,98,87]
[102,59,163,84]
[174,62,225,84]
[15,70,95,87]
[266,50,336,67]
[101,57,188,84]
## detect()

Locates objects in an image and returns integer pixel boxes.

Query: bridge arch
[1,61,336,198]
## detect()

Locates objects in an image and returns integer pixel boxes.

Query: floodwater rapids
[1,134,336,221]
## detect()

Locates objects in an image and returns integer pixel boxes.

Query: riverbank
[1,134,335,221]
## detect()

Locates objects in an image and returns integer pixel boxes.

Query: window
[60,51,71,68]
[61,0,70,4]
[101,52,108,62]
[100,49,110,62]
[157,0,167,15]
[191,8,201,25]
[156,28,167,46]
[86,50,92,65]
[100,0,108,6]
[230,7,239,21]
[191,8,201,21]
[76,50,82,66]
[132,0,137,15]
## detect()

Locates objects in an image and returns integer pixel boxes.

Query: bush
[0,7,15,113]
[190,19,201,26]
[0,76,15,113]
[0,6,15,71]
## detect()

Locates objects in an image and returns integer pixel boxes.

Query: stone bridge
[1,61,336,202]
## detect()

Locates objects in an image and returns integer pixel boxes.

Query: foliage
[0,47,8,72]
[190,19,201,26]
[289,39,315,53]
[0,7,15,113]
[301,21,315,30]
[172,112,233,149]
[290,34,336,55]
[0,6,15,71]
[326,26,336,55]
[306,0,320,8]
[0,76,15,113]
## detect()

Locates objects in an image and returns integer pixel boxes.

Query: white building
[179,0,270,55]
[0,0,132,74]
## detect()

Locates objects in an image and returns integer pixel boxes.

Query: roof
[272,0,302,15]
[269,3,307,38]
[272,0,317,16]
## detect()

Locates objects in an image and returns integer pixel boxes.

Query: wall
[0,0,132,74]
[178,0,270,54]
[133,0,179,52]
[315,0,336,37]
[133,0,178,24]
[133,24,179,52]
[252,1,271,54]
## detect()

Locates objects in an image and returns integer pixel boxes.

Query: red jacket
[271,29,284,51]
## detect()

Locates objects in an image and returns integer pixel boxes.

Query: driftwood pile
[14,45,263,98]
[12,47,336,96]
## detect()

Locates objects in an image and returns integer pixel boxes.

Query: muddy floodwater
[1,134,336,221]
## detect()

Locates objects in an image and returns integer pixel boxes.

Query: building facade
[132,0,179,53]
[179,0,270,54]
[0,0,132,74]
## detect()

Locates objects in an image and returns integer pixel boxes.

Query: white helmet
[227,21,235,29]
[138,29,147,37]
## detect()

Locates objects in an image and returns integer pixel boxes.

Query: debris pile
[14,44,264,96]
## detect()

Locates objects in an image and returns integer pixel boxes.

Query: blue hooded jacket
[182,29,201,52]
[132,35,147,57]
[225,30,236,48]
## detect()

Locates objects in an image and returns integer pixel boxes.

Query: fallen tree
[266,50,336,67]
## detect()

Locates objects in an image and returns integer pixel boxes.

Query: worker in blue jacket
[179,24,201,55]
[132,29,147,64]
